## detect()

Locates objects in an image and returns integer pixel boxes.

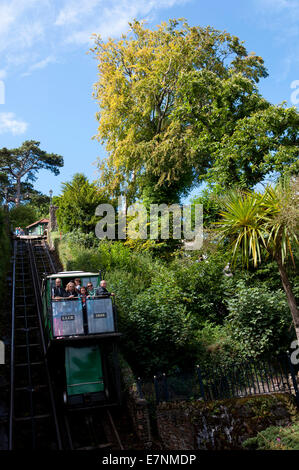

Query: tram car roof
[46,271,100,279]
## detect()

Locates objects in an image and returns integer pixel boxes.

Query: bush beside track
[48,229,297,378]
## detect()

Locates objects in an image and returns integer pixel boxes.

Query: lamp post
[49,189,57,233]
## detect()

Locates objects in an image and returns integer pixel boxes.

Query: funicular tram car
[41,271,121,408]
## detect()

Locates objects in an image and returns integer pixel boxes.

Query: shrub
[52,230,296,375]
[243,421,299,450]
[170,252,231,325]
[226,281,293,358]
[118,278,194,376]
[192,321,243,370]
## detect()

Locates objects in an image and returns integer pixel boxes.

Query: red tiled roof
[26,218,49,229]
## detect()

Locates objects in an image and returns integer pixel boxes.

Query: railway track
[9,238,61,449]
[8,237,123,450]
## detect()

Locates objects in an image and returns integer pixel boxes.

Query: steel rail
[106,410,124,450]
[27,239,62,449]
[42,239,57,274]
[9,241,38,448]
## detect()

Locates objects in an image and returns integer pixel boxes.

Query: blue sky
[0,0,298,199]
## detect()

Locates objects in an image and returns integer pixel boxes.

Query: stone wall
[156,393,298,450]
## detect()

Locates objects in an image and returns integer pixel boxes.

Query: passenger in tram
[64,282,79,299]
[79,286,88,334]
[74,277,81,292]
[79,286,88,304]
[86,282,96,297]
[52,278,65,299]
[95,280,115,297]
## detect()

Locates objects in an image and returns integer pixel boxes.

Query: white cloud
[30,55,56,71]
[256,0,299,21]
[56,0,188,44]
[55,0,101,26]
[259,0,299,10]
[0,112,28,135]
[21,55,57,77]
[0,0,188,77]
[255,0,299,70]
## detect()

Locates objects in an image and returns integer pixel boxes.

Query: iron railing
[138,353,299,406]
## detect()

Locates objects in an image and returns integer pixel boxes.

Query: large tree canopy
[92,19,298,203]
[174,73,299,188]
[0,140,63,205]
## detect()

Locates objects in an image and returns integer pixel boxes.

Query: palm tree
[216,179,299,341]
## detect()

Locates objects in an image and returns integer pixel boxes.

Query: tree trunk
[276,254,299,342]
[15,177,21,206]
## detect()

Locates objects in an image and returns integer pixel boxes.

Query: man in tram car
[74,277,81,292]
[95,279,115,297]
[52,278,65,299]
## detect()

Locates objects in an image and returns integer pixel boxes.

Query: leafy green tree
[190,186,224,228]
[175,75,298,188]
[26,192,50,219]
[56,173,107,233]
[91,19,269,203]
[209,103,299,187]
[216,180,299,341]
[0,140,63,206]
[9,205,37,229]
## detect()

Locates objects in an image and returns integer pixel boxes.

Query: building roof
[26,218,49,229]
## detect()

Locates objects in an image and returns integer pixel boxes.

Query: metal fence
[137,353,299,406]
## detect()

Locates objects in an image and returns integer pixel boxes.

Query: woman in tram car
[64,282,78,298]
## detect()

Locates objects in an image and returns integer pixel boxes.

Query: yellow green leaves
[90,19,269,202]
